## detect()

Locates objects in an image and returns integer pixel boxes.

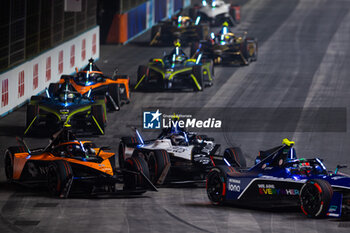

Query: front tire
[207,166,231,205]
[299,179,333,218]
[47,161,73,197]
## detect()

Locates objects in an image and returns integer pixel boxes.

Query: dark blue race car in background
[25,76,107,135]
[206,139,350,219]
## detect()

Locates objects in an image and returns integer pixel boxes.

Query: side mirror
[335,164,348,174]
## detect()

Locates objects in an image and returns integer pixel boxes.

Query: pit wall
[107,0,191,44]
[0,26,100,117]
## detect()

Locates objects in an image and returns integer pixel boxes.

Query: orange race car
[4,129,155,198]
[50,58,130,111]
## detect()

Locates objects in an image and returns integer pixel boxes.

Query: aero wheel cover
[207,171,225,204]
[300,182,323,217]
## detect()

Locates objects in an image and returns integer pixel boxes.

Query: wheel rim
[207,172,224,204]
[5,152,13,181]
[300,183,322,216]
[47,165,60,195]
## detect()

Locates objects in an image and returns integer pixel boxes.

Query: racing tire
[204,60,214,86]
[47,160,73,197]
[147,150,170,184]
[136,65,148,89]
[206,165,232,205]
[119,137,139,168]
[192,65,204,91]
[242,40,250,65]
[107,84,121,111]
[4,147,25,183]
[251,38,258,62]
[190,42,200,57]
[123,156,150,191]
[91,104,106,135]
[151,26,161,45]
[26,103,40,132]
[48,83,60,97]
[223,147,246,168]
[195,25,208,41]
[229,5,241,24]
[137,66,148,81]
[114,75,131,103]
[299,179,333,218]
[189,7,198,20]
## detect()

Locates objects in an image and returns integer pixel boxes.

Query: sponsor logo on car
[257,184,300,195]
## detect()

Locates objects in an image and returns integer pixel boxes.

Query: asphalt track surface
[2,0,350,232]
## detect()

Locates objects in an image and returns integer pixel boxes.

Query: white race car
[189,0,241,26]
[119,128,245,185]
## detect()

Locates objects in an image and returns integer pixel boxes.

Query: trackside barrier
[106,0,191,44]
[0,26,100,118]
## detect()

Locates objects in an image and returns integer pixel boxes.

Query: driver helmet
[171,41,188,63]
[60,93,75,103]
[67,144,80,156]
[177,16,191,28]
[171,134,185,145]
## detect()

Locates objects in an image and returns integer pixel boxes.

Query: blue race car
[206,139,350,218]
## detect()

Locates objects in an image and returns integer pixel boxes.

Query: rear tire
[136,65,148,89]
[123,156,150,191]
[151,26,161,45]
[190,42,200,57]
[299,179,333,218]
[147,150,170,184]
[189,7,198,20]
[223,147,246,168]
[118,142,126,169]
[48,83,60,97]
[192,65,204,91]
[107,84,121,111]
[47,160,73,197]
[91,104,106,135]
[26,103,39,132]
